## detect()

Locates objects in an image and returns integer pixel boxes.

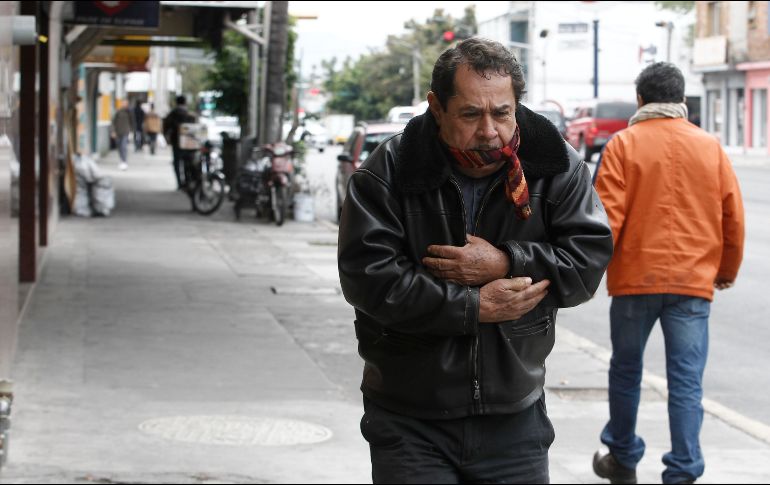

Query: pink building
[738,61,769,154]
[694,2,770,155]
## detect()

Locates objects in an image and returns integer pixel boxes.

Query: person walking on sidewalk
[592,62,745,485]
[133,100,146,152]
[163,95,194,189]
[338,37,614,484]
[111,101,134,171]
[143,103,161,155]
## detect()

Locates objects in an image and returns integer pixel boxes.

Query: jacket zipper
[449,177,481,408]
[471,177,504,410]
[474,178,503,235]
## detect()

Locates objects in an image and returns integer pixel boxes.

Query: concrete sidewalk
[1,148,769,483]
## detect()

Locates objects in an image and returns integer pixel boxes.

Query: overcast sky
[288,1,477,76]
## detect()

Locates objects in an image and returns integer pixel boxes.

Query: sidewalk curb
[558,327,770,445]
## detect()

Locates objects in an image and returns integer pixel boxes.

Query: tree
[264,1,290,144]
[654,1,695,14]
[323,7,477,121]
[205,5,297,140]
[206,29,249,126]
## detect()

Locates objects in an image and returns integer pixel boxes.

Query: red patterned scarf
[445,126,531,220]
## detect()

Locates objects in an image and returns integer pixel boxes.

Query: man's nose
[476,115,498,141]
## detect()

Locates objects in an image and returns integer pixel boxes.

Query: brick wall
[746,1,770,61]
[695,1,731,38]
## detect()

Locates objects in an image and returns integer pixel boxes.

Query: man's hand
[423,234,510,286]
[714,277,735,290]
[479,277,550,323]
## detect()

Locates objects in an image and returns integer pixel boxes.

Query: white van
[386,106,419,124]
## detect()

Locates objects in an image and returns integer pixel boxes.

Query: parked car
[200,115,241,148]
[335,122,404,221]
[532,107,567,139]
[565,100,637,161]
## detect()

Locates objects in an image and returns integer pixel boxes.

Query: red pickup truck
[566,100,637,162]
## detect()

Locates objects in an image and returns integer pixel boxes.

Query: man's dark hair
[431,37,526,111]
[635,62,685,104]
[176,95,187,106]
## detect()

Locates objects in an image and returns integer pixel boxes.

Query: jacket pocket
[502,308,554,338]
[355,320,438,356]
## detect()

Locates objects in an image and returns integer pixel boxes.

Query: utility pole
[248,9,259,139]
[411,46,421,106]
[592,19,599,99]
[656,21,674,62]
[263,1,289,144]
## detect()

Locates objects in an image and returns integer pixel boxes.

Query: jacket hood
[396,103,570,193]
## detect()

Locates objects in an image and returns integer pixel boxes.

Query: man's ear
[636,93,645,108]
[427,91,443,125]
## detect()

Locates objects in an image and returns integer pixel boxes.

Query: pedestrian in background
[111,100,134,171]
[133,100,145,152]
[163,95,194,189]
[338,37,614,484]
[592,62,745,485]
[143,103,161,155]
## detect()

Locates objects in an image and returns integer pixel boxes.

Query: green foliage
[206,29,249,125]
[323,7,477,121]
[654,1,695,14]
[179,63,212,107]
[286,17,298,107]
[205,14,298,128]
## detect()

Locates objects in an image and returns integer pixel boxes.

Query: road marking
[558,326,770,445]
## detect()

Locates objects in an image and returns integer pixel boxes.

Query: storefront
[738,61,770,155]
[701,70,747,151]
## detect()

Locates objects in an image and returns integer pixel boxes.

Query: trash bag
[72,177,92,217]
[72,154,115,217]
[91,177,115,217]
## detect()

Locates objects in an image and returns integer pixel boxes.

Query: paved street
[1,146,769,483]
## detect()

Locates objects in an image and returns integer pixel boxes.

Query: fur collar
[395,104,569,193]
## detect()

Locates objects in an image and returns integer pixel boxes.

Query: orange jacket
[594,117,744,301]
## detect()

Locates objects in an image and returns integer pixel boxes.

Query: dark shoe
[593,450,637,484]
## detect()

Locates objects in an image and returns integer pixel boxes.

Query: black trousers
[361,395,555,484]
[172,145,184,187]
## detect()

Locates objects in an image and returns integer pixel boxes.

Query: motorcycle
[233,141,295,226]
[179,123,227,215]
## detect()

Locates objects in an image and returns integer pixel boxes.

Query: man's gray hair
[431,37,526,110]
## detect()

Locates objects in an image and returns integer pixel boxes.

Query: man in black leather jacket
[338,38,613,484]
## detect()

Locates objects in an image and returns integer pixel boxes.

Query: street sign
[70,1,160,28]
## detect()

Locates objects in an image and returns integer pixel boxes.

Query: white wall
[478,1,700,114]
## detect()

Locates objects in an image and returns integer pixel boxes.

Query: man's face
[429,65,517,151]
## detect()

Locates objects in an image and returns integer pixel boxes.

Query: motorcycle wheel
[272,185,289,226]
[193,176,226,215]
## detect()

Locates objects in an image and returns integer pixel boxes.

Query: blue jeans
[117,135,129,162]
[600,294,710,484]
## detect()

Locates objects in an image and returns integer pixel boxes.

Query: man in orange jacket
[592,62,745,485]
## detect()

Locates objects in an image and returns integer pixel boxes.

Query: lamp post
[655,21,674,62]
[539,29,549,103]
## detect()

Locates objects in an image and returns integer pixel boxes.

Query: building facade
[695,1,770,154]
[477,1,701,118]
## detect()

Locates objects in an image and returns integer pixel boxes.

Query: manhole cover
[139,416,333,446]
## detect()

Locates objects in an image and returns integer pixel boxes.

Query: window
[707,2,722,36]
[707,89,723,139]
[752,89,767,148]
[596,102,637,119]
[748,1,757,29]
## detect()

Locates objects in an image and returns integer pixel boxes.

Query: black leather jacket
[338,105,613,419]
